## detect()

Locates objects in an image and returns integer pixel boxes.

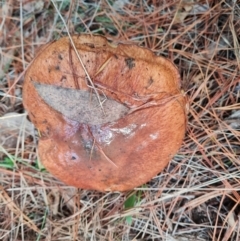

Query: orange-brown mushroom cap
[23,35,187,192]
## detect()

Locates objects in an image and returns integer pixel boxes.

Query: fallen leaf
[0,112,34,156]
[34,82,129,125]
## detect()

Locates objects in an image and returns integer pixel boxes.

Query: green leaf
[0,157,15,169]
[124,193,137,225]
[124,193,136,209]
[125,216,133,225]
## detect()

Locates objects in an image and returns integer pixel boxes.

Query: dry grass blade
[50,0,104,111]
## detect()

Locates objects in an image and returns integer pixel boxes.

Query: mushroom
[23,35,187,192]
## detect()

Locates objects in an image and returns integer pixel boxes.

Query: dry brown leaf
[0,112,34,156]
[47,189,60,216]
[34,82,129,125]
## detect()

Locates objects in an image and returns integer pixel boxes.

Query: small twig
[19,0,26,70]
[51,0,104,111]
[89,138,95,162]
[86,126,118,168]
